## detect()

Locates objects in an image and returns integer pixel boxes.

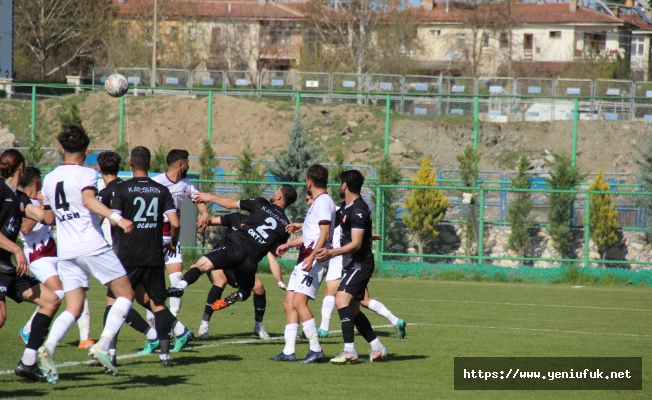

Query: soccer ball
[105,74,129,97]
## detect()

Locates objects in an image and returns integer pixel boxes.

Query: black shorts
[338,267,374,301]
[204,245,257,289]
[107,266,167,303]
[0,270,40,303]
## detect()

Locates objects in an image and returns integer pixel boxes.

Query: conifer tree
[635,137,652,242]
[328,150,346,200]
[507,156,534,263]
[372,155,402,253]
[546,154,584,257]
[403,157,450,259]
[237,139,264,199]
[457,145,482,254]
[150,140,168,173]
[198,138,218,194]
[587,168,619,259]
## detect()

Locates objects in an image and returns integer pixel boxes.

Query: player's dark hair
[98,151,121,175]
[57,124,90,153]
[0,149,25,179]
[131,146,151,170]
[306,164,328,189]
[23,167,41,187]
[340,170,364,194]
[279,184,297,207]
[166,149,189,166]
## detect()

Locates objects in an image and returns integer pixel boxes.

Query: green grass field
[0,274,649,399]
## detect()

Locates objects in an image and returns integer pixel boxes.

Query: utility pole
[152,0,157,88]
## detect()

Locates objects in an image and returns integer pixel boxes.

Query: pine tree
[328,149,346,200]
[372,155,402,253]
[635,136,652,242]
[546,154,584,257]
[198,138,218,194]
[25,133,45,167]
[115,141,129,171]
[150,140,168,173]
[236,139,264,200]
[403,157,450,259]
[456,145,482,254]
[587,168,620,259]
[507,156,534,263]
[268,118,319,221]
[57,103,82,131]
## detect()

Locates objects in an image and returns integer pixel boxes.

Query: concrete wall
[0,0,13,78]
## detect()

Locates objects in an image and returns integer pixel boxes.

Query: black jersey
[110,177,176,267]
[225,198,290,262]
[98,178,123,245]
[0,181,31,272]
[221,212,246,235]
[340,196,374,270]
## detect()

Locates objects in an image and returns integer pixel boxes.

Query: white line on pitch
[416,323,652,338]
[382,298,652,312]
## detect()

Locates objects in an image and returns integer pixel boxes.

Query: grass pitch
[0,274,649,399]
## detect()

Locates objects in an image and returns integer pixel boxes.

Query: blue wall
[0,0,14,78]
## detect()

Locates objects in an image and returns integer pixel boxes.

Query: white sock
[344,342,356,353]
[77,297,92,341]
[200,320,209,328]
[302,318,321,352]
[160,353,170,361]
[145,327,158,341]
[173,320,186,337]
[45,310,77,356]
[282,323,299,355]
[169,273,183,316]
[146,309,155,324]
[23,309,38,335]
[320,295,335,331]
[369,338,384,352]
[99,297,132,352]
[368,299,399,326]
[254,321,263,330]
[21,348,37,365]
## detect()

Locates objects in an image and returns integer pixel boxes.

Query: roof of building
[620,12,652,31]
[114,0,306,20]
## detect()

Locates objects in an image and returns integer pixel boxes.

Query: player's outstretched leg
[252,278,270,339]
[167,258,214,297]
[361,289,405,339]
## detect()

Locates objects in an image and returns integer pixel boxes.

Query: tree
[587,168,620,259]
[115,141,130,172]
[25,134,45,168]
[403,157,450,259]
[198,138,218,194]
[150,141,168,173]
[457,145,482,254]
[268,119,319,221]
[372,155,403,253]
[507,156,534,263]
[546,154,584,258]
[236,140,264,200]
[57,103,83,131]
[635,136,652,242]
[328,149,346,200]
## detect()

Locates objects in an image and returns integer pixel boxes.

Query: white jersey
[152,173,199,237]
[20,198,57,262]
[298,193,336,263]
[42,165,108,259]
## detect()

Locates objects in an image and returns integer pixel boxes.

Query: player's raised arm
[192,192,240,209]
[206,216,223,226]
[276,235,302,257]
[23,203,45,225]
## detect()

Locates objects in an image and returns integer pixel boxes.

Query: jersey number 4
[54,182,70,211]
[133,197,159,221]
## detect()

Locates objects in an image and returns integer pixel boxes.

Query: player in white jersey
[40,125,136,381]
[271,165,335,364]
[152,149,209,318]
[17,168,94,350]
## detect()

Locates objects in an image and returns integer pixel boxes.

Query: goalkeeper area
[0,274,648,399]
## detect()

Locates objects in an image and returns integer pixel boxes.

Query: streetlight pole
[152,0,157,88]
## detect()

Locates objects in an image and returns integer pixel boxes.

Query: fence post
[119,96,125,145]
[477,189,485,265]
[380,190,386,261]
[295,91,301,121]
[384,94,391,155]
[572,98,579,168]
[375,183,382,260]
[584,192,590,269]
[207,90,213,142]
[473,95,479,151]
[30,85,36,142]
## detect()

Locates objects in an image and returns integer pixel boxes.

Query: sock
[180,268,202,286]
[353,311,378,344]
[253,292,266,323]
[103,305,111,326]
[169,272,183,316]
[368,299,399,326]
[154,309,174,356]
[282,323,299,355]
[173,320,186,337]
[238,288,251,302]
[23,290,63,336]
[77,298,92,341]
[21,348,37,366]
[254,321,263,330]
[344,342,356,352]
[45,311,76,355]
[203,285,224,321]
[338,307,356,346]
[320,295,335,331]
[26,313,52,353]
[302,318,321,353]
[125,308,151,334]
[146,309,155,325]
[98,297,132,352]
[109,331,119,352]
[369,337,384,352]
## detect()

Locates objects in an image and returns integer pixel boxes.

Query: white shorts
[58,247,126,293]
[162,237,182,265]
[287,259,327,300]
[325,255,343,282]
[28,257,59,284]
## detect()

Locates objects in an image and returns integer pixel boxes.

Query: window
[482,33,489,47]
[632,37,645,57]
[211,27,222,53]
[456,33,465,48]
[549,31,561,39]
[429,30,441,37]
[499,32,508,49]
[584,32,606,54]
[189,27,197,40]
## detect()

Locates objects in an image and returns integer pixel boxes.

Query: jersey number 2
[255,217,277,239]
[54,181,70,211]
[133,197,159,221]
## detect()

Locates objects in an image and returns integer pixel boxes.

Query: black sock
[354,311,377,343]
[25,313,52,351]
[203,285,224,321]
[338,307,355,344]
[182,268,202,286]
[154,309,174,355]
[125,308,151,334]
[110,331,119,352]
[253,291,266,323]
[103,305,111,326]
[238,288,251,302]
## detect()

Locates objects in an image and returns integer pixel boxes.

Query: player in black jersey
[167,186,297,306]
[110,146,193,366]
[316,170,388,363]
[0,150,61,382]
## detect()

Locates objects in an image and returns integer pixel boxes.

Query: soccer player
[41,125,136,379]
[198,212,283,340]
[111,146,193,366]
[0,150,61,383]
[167,186,297,312]
[271,164,335,364]
[153,149,210,318]
[17,167,95,350]
[316,170,388,363]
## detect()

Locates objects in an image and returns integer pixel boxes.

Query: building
[0,0,14,79]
